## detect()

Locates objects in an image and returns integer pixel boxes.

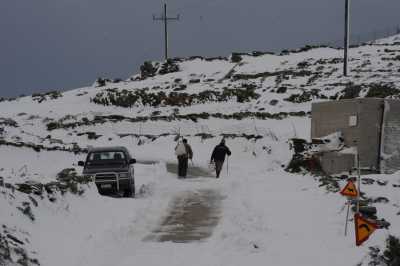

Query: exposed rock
[377,180,388,186]
[269,99,279,106]
[276,87,287,94]
[373,197,390,204]
[189,79,201,84]
[362,178,376,185]
[76,131,102,140]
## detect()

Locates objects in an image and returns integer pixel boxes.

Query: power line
[153,3,180,61]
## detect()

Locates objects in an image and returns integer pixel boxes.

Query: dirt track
[145,163,222,243]
[146,189,222,243]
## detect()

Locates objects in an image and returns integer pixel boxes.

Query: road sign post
[344,200,351,236]
[340,180,358,236]
[354,213,378,246]
[356,149,361,214]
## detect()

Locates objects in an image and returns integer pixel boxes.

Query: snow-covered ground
[1,34,400,266]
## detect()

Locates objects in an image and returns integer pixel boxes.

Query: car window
[88,151,126,162]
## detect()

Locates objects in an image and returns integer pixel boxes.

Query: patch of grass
[0,226,40,266]
[76,132,102,140]
[368,235,400,266]
[0,118,18,128]
[340,84,363,99]
[231,53,243,63]
[91,86,260,108]
[31,91,62,103]
[0,139,87,154]
[232,69,312,81]
[284,89,327,103]
[46,111,309,131]
[366,83,400,98]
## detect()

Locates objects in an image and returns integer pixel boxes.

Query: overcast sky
[1,0,399,97]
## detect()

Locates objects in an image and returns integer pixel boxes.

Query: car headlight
[119,173,129,178]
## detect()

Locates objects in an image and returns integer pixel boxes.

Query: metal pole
[344,0,350,76]
[152,3,179,61]
[345,200,350,236]
[164,3,168,61]
[226,156,229,176]
[357,148,361,213]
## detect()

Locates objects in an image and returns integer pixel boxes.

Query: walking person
[174,139,193,178]
[210,139,231,178]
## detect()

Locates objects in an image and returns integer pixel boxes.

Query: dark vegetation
[231,53,243,63]
[365,83,400,98]
[230,50,275,62]
[285,138,339,192]
[232,69,312,81]
[90,86,260,108]
[76,132,102,140]
[286,139,392,226]
[139,59,180,79]
[382,55,400,61]
[285,138,321,174]
[95,77,123,87]
[338,83,363,99]
[0,225,39,266]
[46,111,308,131]
[368,235,400,266]
[0,97,18,103]
[0,118,18,127]
[31,91,63,103]
[0,169,92,266]
[0,139,87,154]
[119,132,265,144]
[284,89,328,103]
[280,44,334,56]
[331,83,400,100]
[11,169,92,217]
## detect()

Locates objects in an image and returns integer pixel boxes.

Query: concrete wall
[381,99,400,173]
[357,99,385,171]
[312,100,359,147]
[311,99,384,173]
[318,152,355,175]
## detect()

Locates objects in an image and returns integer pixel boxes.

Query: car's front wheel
[123,180,135,198]
[96,184,105,195]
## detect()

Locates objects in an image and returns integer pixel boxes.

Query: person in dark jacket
[210,139,231,178]
[175,138,193,178]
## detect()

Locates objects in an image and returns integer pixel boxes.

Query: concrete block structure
[311,98,400,175]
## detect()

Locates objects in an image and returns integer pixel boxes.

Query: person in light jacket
[175,139,193,178]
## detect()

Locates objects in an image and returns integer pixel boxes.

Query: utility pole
[343,0,350,76]
[153,3,180,61]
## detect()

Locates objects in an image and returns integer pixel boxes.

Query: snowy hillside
[1,35,400,266]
